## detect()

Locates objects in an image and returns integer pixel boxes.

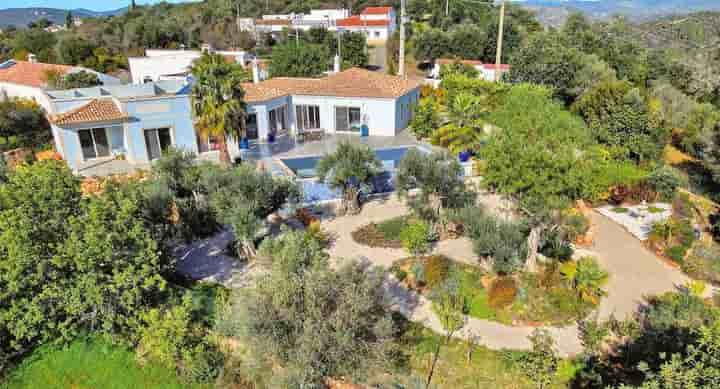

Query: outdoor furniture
[298,129,325,143]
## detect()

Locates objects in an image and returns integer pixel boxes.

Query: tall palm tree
[190,53,249,165]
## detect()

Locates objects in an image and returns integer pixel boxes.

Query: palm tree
[560,257,609,305]
[431,92,489,154]
[190,53,249,165]
[316,142,382,216]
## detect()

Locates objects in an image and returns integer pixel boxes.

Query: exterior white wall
[342,26,391,41]
[128,53,200,84]
[0,82,53,111]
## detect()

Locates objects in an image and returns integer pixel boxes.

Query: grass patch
[4,337,204,389]
[370,317,574,388]
[353,215,414,248]
[612,207,629,213]
[647,206,665,214]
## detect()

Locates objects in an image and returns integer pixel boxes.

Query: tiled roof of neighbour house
[0,60,75,88]
[337,16,390,27]
[241,67,421,103]
[361,6,393,14]
[482,63,511,70]
[49,98,128,125]
[255,19,292,26]
[436,59,510,70]
[436,58,484,66]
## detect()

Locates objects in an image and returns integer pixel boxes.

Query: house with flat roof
[232,67,421,155]
[0,56,121,111]
[46,80,202,174]
[128,45,257,84]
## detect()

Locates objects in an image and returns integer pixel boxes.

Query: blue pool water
[280,146,420,203]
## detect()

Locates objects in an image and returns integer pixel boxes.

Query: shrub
[672,192,694,220]
[682,242,720,284]
[465,214,527,274]
[400,220,432,256]
[423,255,451,289]
[647,165,684,201]
[563,212,590,242]
[666,245,688,264]
[488,277,518,309]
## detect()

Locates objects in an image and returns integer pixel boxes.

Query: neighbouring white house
[225,66,421,156]
[128,45,262,84]
[430,58,511,82]
[336,6,396,42]
[253,9,350,33]
[0,55,122,111]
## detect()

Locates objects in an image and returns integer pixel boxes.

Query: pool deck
[244,131,427,160]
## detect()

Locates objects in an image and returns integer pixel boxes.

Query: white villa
[337,6,396,43]
[248,6,397,42]
[128,45,263,84]
[226,67,421,156]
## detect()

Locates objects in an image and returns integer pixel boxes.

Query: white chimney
[251,58,260,84]
[201,43,213,54]
[333,55,341,73]
[28,53,37,63]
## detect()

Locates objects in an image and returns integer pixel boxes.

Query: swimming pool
[280,147,417,179]
[279,146,423,203]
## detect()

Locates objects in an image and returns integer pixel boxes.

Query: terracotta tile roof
[337,16,390,27]
[361,6,393,15]
[436,59,510,70]
[50,98,128,125]
[242,67,421,103]
[0,60,75,88]
[437,58,484,66]
[255,19,292,26]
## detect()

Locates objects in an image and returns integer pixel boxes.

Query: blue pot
[361,124,369,137]
[458,150,471,163]
[268,133,276,143]
[239,138,250,150]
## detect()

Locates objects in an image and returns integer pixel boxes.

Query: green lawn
[4,337,204,389]
[375,215,413,241]
[372,319,577,388]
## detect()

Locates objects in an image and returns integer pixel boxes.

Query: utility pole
[399,0,406,77]
[494,0,506,81]
[445,0,449,16]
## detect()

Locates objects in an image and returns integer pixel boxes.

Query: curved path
[322,196,707,357]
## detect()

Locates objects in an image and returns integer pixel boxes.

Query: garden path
[323,196,713,357]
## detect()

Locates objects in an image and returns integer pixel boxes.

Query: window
[78,128,110,160]
[295,105,320,131]
[143,76,153,84]
[335,106,361,132]
[268,106,287,135]
[374,31,380,37]
[246,113,258,140]
[144,127,172,160]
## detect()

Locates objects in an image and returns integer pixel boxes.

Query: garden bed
[352,215,416,249]
[390,256,599,326]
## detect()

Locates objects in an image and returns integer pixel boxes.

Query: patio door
[246,113,258,140]
[144,127,172,161]
[335,106,361,132]
[296,105,320,131]
[78,128,110,160]
[268,106,287,137]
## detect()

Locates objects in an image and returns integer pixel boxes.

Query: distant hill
[520,0,720,26]
[0,7,126,28]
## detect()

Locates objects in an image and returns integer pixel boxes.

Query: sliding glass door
[144,128,172,161]
[268,106,288,136]
[334,106,361,132]
[295,105,320,131]
[78,128,110,160]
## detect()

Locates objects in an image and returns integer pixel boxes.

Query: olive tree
[396,148,475,222]
[220,230,396,387]
[316,141,382,216]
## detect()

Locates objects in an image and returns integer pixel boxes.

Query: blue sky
[2,0,198,11]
